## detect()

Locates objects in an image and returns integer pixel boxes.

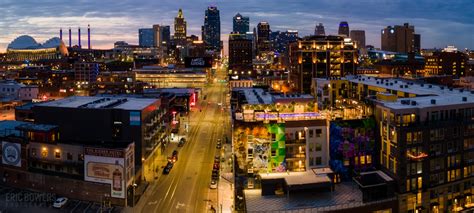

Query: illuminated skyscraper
[338,21,349,37]
[139,28,154,47]
[233,13,249,34]
[256,22,271,55]
[174,9,187,45]
[203,6,221,51]
[315,23,325,36]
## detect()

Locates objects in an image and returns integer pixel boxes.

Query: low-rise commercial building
[134,66,207,89]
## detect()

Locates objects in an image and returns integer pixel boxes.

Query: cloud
[0,0,473,53]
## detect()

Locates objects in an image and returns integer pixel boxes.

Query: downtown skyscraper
[174,9,187,45]
[315,23,325,36]
[256,22,271,56]
[338,21,350,37]
[203,6,221,51]
[233,13,249,34]
[138,28,154,47]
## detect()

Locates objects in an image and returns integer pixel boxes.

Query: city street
[133,67,231,213]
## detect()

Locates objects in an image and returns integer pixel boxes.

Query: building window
[316,157,322,165]
[309,143,313,152]
[78,154,84,161]
[41,148,48,158]
[309,157,314,166]
[309,129,314,138]
[315,143,322,151]
[67,152,73,161]
[54,150,61,159]
[31,148,36,157]
[316,129,322,137]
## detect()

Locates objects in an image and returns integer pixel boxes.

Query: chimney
[78,27,81,49]
[68,28,72,47]
[87,24,91,49]
[60,28,63,41]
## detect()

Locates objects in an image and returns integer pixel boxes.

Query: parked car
[209,180,217,189]
[212,170,219,179]
[163,162,174,174]
[178,138,186,147]
[213,162,219,170]
[216,141,222,149]
[53,197,68,208]
[214,155,220,163]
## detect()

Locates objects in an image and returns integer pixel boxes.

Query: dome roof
[7,35,66,51]
[7,35,40,50]
[43,37,62,48]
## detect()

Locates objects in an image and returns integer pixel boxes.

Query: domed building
[6,35,68,62]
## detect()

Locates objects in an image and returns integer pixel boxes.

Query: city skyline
[0,0,473,53]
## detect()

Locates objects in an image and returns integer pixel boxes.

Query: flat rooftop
[233,88,273,105]
[260,170,332,186]
[316,75,474,110]
[0,120,26,137]
[233,88,314,105]
[0,120,57,136]
[37,96,159,110]
[245,182,367,212]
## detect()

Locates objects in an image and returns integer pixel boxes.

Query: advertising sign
[130,111,141,126]
[84,147,129,198]
[184,57,212,68]
[2,142,21,167]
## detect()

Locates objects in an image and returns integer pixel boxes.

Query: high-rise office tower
[381,23,415,53]
[229,33,253,74]
[414,34,421,53]
[256,22,271,55]
[174,9,187,45]
[350,30,366,48]
[233,13,249,34]
[160,26,171,46]
[152,25,161,47]
[338,21,350,37]
[203,6,221,51]
[315,23,325,36]
[139,28,154,47]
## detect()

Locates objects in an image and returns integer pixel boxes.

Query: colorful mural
[233,122,286,174]
[329,118,376,180]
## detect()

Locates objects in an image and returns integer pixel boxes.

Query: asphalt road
[138,68,228,213]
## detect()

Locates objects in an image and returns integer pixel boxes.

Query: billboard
[84,146,133,199]
[184,57,212,68]
[2,142,21,167]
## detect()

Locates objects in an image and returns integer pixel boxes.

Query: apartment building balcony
[285,139,306,145]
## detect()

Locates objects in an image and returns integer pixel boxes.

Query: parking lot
[0,185,123,213]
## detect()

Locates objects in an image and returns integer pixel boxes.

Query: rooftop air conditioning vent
[431,99,436,104]
[463,97,467,102]
[411,101,417,106]
[429,85,432,88]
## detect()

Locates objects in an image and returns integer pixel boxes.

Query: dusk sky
[1,0,473,53]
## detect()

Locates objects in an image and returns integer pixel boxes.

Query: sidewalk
[217,144,234,213]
